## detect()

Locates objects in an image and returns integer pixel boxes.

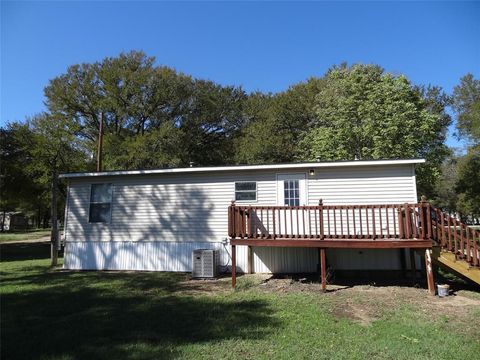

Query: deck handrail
[227,200,480,268]
[228,201,432,241]
[429,206,480,268]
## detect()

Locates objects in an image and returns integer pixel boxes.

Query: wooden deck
[228,199,480,293]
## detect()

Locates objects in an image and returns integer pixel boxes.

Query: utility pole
[96,112,103,172]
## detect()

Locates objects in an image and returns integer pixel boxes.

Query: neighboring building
[1,212,28,232]
[60,159,425,274]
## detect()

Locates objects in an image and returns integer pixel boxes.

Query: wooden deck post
[320,248,326,292]
[247,246,253,274]
[425,249,435,296]
[319,199,324,240]
[409,248,417,282]
[232,244,236,288]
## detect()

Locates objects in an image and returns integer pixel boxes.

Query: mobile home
[60,159,427,275]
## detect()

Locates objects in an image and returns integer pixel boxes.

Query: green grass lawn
[0,229,51,242]
[1,243,479,360]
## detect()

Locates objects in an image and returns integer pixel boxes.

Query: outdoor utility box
[192,249,219,279]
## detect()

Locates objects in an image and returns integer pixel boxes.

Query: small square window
[89,183,113,223]
[235,182,257,201]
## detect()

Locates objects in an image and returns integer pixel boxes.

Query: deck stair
[429,206,480,285]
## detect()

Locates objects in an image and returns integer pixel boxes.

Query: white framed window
[283,179,300,206]
[235,182,257,201]
[89,183,113,223]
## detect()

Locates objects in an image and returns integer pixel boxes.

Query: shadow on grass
[0,241,58,262]
[1,257,279,360]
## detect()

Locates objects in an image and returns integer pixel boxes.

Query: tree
[45,51,247,170]
[234,78,324,164]
[452,73,480,144]
[14,114,87,264]
[103,124,186,170]
[432,153,458,211]
[1,127,34,230]
[297,64,450,198]
[455,146,480,219]
[443,74,480,220]
[0,125,51,230]
[175,79,247,166]
[413,85,452,197]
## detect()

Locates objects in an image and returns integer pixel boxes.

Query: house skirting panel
[64,241,405,273]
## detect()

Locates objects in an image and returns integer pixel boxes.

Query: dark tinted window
[235,182,257,201]
[89,184,113,223]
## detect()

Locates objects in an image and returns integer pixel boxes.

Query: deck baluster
[466,225,471,263]
[352,207,357,238]
[327,208,331,237]
[379,207,383,238]
[359,208,363,238]
[386,207,390,238]
[346,207,350,237]
[371,207,376,239]
[333,207,337,238]
[302,208,306,238]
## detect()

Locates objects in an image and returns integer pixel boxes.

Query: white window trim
[88,183,114,224]
[234,181,258,203]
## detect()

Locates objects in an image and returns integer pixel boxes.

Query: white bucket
[437,284,450,297]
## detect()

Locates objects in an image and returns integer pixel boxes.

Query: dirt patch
[332,303,379,326]
[258,275,325,293]
[237,274,480,328]
[176,276,233,296]
[3,236,51,244]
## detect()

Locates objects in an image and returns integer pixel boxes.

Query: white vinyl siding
[65,172,277,243]
[308,165,417,205]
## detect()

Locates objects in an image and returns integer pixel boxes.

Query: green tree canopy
[234,78,324,164]
[1,115,87,228]
[433,74,480,220]
[44,51,247,169]
[452,73,480,144]
[0,126,43,219]
[455,146,480,217]
[296,64,450,197]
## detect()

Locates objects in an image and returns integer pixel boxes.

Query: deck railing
[431,207,480,267]
[228,201,432,240]
[228,200,480,266]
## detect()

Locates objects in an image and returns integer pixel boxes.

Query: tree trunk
[42,211,49,229]
[51,171,59,266]
[37,206,41,229]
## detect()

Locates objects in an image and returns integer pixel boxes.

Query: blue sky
[1,1,479,148]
